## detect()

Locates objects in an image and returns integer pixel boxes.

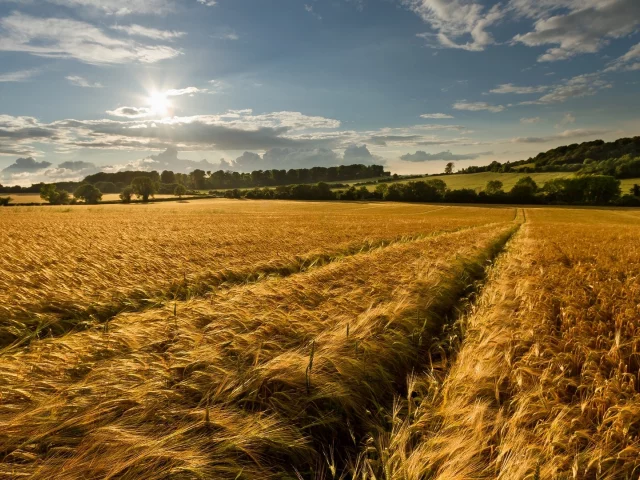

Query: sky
[0,0,639,186]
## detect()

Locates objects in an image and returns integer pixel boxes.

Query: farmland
[348,172,640,194]
[1,200,639,479]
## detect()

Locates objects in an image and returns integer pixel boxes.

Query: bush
[616,194,640,207]
[443,188,478,203]
[74,184,103,204]
[119,186,134,203]
[0,196,11,206]
[174,184,187,198]
[93,181,119,194]
[131,177,157,202]
[40,184,70,205]
[542,176,620,204]
[485,180,504,195]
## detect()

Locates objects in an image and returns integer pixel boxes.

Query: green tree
[94,181,118,194]
[0,196,11,206]
[190,169,207,190]
[174,184,187,198]
[444,162,455,175]
[374,183,388,199]
[514,176,539,192]
[509,176,539,203]
[161,170,176,184]
[131,177,157,202]
[40,184,70,205]
[74,184,103,204]
[485,180,504,195]
[120,186,134,203]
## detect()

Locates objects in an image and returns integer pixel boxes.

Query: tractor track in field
[2,215,519,352]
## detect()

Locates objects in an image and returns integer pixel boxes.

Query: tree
[131,177,157,202]
[190,169,207,190]
[630,184,640,197]
[0,196,11,206]
[74,184,102,204]
[120,186,134,203]
[94,181,118,194]
[485,180,504,195]
[40,184,70,205]
[509,176,539,203]
[161,170,176,184]
[444,162,455,175]
[174,184,187,198]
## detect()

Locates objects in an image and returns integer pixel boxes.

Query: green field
[349,171,640,194]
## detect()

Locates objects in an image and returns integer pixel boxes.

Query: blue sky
[0,0,639,185]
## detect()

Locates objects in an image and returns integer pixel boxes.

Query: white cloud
[304,4,322,20]
[420,113,454,119]
[0,110,343,156]
[605,42,640,72]
[106,106,153,118]
[0,13,182,65]
[111,24,186,40]
[211,29,239,41]
[166,87,206,96]
[47,0,174,15]
[453,101,505,112]
[66,75,103,88]
[526,73,612,104]
[406,0,502,51]
[511,128,609,143]
[520,117,541,124]
[0,68,40,82]
[512,0,640,62]
[400,150,489,161]
[197,0,217,6]
[555,112,576,128]
[489,83,548,94]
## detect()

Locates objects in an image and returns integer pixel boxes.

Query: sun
[148,91,172,117]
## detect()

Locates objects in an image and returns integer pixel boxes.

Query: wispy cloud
[453,101,505,113]
[511,128,609,143]
[420,113,454,119]
[0,68,41,82]
[605,42,640,72]
[400,149,490,162]
[46,0,175,15]
[520,117,541,124]
[555,112,575,128]
[111,24,186,40]
[512,0,640,62]
[304,4,322,20]
[408,0,502,51]
[0,13,182,65]
[165,87,207,96]
[66,75,103,88]
[489,83,548,94]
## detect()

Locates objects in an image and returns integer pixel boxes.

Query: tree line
[219,175,637,206]
[2,173,637,207]
[458,137,640,179]
[0,164,388,195]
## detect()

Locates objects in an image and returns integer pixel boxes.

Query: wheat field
[1,199,639,479]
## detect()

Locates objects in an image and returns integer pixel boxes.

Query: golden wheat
[351,207,640,480]
[0,216,515,479]
[0,200,513,348]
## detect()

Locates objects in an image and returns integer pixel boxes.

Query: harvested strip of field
[0,222,515,479]
[0,200,513,348]
[353,207,640,479]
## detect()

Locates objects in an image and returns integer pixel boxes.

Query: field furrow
[0,222,516,479]
[0,201,514,349]
[349,207,640,479]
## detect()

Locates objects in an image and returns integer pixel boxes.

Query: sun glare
[148,91,171,117]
